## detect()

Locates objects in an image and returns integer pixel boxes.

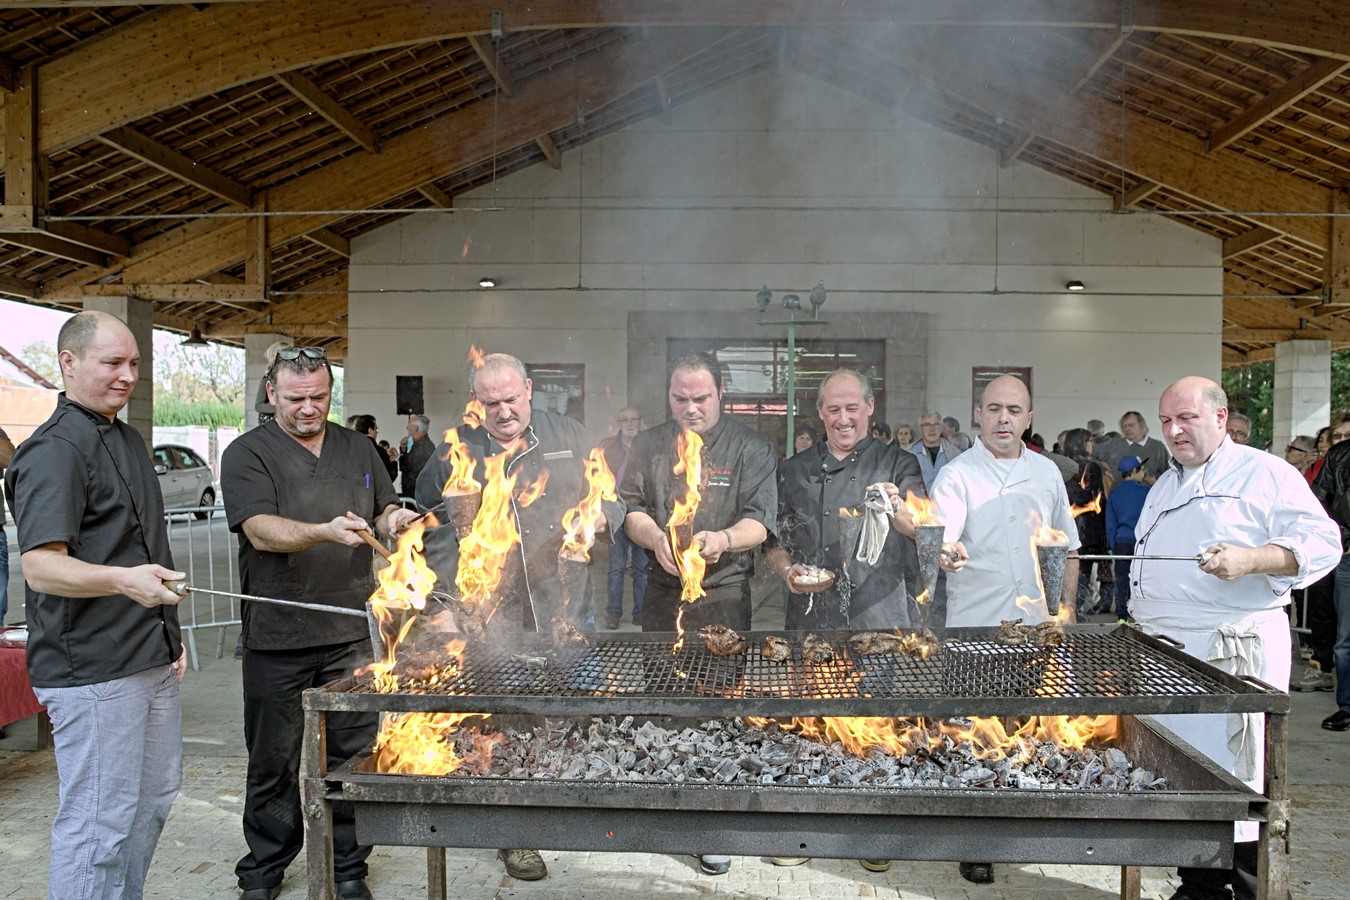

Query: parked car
[153,444,217,518]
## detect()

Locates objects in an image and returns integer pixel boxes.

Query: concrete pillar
[83,295,155,451]
[1272,340,1331,451]
[244,332,291,429]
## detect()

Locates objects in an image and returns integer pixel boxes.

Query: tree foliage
[1224,349,1350,449]
[19,339,60,384]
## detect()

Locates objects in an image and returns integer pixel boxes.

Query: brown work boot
[605,615,620,630]
[498,849,547,880]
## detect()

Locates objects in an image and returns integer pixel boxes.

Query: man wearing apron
[222,347,417,900]
[1132,376,1339,900]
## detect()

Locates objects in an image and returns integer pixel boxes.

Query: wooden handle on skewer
[358,528,393,560]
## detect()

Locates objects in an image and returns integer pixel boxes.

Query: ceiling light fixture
[181,325,211,348]
[479,276,497,288]
[1065,280,1086,292]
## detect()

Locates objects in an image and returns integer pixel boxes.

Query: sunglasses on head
[276,347,326,361]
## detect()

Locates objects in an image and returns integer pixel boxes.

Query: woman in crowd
[1061,427,1108,616]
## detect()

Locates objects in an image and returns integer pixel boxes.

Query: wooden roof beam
[97,126,252,206]
[1000,130,1034,168]
[1224,327,1350,342]
[42,283,269,303]
[73,28,727,289]
[207,322,346,338]
[1067,28,1129,95]
[417,183,454,208]
[1113,180,1161,210]
[32,1,1350,155]
[467,34,515,99]
[886,29,1330,249]
[655,75,673,124]
[1208,58,1350,152]
[275,71,379,154]
[1327,189,1350,305]
[0,272,38,299]
[1223,227,1281,259]
[302,227,351,258]
[0,230,107,267]
[535,133,561,170]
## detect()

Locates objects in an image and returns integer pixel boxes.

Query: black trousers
[642,580,751,632]
[1304,570,1336,670]
[236,641,377,890]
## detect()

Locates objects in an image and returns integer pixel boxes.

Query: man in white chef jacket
[1132,376,1339,900]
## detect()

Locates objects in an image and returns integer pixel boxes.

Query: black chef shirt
[5,394,180,688]
[414,409,623,631]
[221,420,398,650]
[772,436,925,629]
[621,415,777,591]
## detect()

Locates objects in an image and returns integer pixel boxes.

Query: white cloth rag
[856,485,894,566]
[1209,622,1265,782]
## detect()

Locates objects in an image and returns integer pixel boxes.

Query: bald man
[1132,376,1338,900]
[5,310,187,899]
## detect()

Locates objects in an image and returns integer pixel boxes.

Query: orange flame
[371,712,498,776]
[467,345,486,369]
[462,398,486,429]
[516,472,549,508]
[904,490,942,525]
[455,452,521,614]
[560,449,618,561]
[439,428,481,495]
[1070,492,1102,518]
[667,430,706,605]
[752,715,1119,763]
[1014,510,1072,622]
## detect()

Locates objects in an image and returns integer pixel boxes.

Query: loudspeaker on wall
[395,375,424,415]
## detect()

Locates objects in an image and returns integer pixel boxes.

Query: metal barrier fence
[163,506,239,671]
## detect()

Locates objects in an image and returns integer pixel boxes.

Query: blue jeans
[606,528,648,621]
[0,526,8,624]
[35,664,182,900]
[1333,552,1350,713]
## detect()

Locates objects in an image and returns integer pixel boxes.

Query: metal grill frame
[299,624,1292,900]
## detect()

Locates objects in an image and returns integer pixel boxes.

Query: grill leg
[302,702,336,900]
[1257,710,1290,900]
[1119,865,1141,900]
[426,848,447,900]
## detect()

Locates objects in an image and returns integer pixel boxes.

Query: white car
[153,444,217,518]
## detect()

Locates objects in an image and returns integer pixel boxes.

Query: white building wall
[347,70,1220,445]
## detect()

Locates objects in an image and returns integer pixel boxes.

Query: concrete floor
[1,527,1348,898]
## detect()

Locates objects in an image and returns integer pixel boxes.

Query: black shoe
[1321,710,1350,731]
[336,880,373,900]
[959,862,994,884]
[239,888,280,900]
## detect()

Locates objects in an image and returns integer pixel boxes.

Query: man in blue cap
[1104,454,1149,622]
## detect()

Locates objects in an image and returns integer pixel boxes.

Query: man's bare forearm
[624,511,666,552]
[241,514,335,553]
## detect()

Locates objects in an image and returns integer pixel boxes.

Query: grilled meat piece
[698,624,748,656]
[551,616,592,648]
[850,630,905,656]
[1034,620,1066,647]
[761,634,791,663]
[390,648,458,683]
[994,618,1033,647]
[801,632,834,664]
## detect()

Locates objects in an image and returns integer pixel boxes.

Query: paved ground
[2,531,1347,899]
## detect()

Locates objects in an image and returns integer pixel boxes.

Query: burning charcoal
[1043,753,1067,775]
[1078,759,1105,787]
[1103,748,1130,773]
[1099,773,1123,791]
[714,758,741,782]
[801,633,835,664]
[1128,768,1155,790]
[698,624,748,656]
[761,634,791,663]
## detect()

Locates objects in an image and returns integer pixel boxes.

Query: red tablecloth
[0,643,44,727]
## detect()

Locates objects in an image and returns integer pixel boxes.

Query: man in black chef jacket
[6,310,186,900]
[414,352,624,883]
[767,369,924,632]
[619,351,776,876]
[222,346,417,900]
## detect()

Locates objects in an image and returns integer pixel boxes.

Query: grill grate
[336,625,1282,718]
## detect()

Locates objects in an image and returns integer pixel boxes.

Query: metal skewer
[164,581,371,618]
[1075,553,1211,563]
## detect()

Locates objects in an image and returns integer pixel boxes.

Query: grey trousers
[35,664,182,900]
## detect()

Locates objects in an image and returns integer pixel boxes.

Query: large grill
[299,624,1291,900]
